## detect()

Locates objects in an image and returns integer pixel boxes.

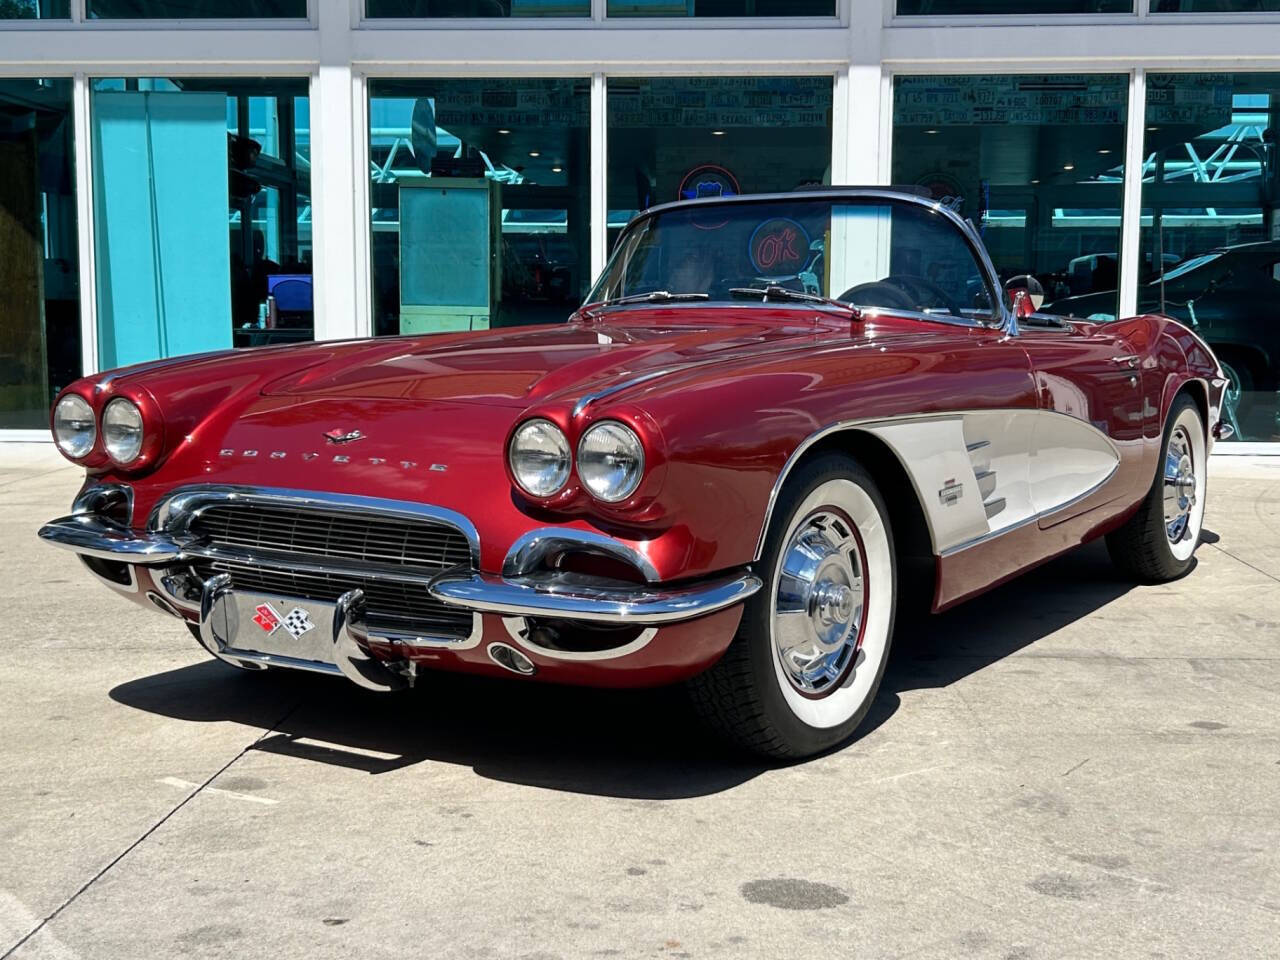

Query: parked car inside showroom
[1046,240,1280,442]
[40,189,1228,759]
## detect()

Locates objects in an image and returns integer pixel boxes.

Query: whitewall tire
[688,453,896,759]
[1107,394,1207,582]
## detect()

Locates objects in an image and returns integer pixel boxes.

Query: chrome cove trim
[502,616,659,663]
[430,568,760,625]
[149,484,481,568]
[937,460,1120,559]
[503,527,661,583]
[752,408,1124,562]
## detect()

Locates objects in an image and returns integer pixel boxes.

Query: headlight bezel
[508,417,573,499]
[576,420,646,504]
[52,393,97,461]
[102,396,146,466]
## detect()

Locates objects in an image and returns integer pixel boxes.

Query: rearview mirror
[1004,274,1045,319]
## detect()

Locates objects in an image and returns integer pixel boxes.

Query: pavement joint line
[1205,541,1280,585]
[0,701,302,960]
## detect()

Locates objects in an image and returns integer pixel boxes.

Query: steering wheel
[837,281,917,312]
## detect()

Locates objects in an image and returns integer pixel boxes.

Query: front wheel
[688,454,896,759]
[1106,394,1207,582]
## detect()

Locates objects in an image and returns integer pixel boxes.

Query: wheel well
[785,430,937,617]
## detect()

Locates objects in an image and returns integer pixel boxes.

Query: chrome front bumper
[39,500,761,628]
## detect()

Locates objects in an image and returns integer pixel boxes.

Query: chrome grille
[187,502,473,637]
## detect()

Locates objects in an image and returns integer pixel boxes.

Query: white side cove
[863,410,1121,556]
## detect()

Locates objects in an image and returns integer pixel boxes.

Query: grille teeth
[187,503,473,638]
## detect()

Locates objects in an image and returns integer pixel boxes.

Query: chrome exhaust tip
[487,642,537,676]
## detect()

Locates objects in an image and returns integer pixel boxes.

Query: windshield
[589,196,999,323]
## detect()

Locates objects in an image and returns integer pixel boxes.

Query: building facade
[2,0,1278,449]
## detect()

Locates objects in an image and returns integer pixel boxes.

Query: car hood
[262,311,824,409]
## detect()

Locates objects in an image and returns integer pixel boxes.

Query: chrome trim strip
[502,617,659,663]
[572,368,679,419]
[429,568,760,625]
[149,484,481,568]
[503,527,661,583]
[751,408,1124,562]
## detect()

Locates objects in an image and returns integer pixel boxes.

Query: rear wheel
[688,453,896,759]
[1106,394,1207,582]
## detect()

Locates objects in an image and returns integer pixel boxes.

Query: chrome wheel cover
[1164,424,1197,545]
[773,509,866,696]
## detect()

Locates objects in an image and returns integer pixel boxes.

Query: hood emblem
[324,428,365,445]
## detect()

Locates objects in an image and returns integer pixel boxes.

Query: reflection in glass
[1134,74,1279,440]
[368,78,590,335]
[609,0,833,16]
[593,196,998,324]
[897,0,1129,11]
[0,78,79,429]
[91,78,312,368]
[87,0,305,16]
[892,73,1129,319]
[0,0,68,17]
[366,0,588,15]
[607,77,833,250]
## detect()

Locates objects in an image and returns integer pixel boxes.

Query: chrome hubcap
[1163,426,1197,544]
[773,510,865,696]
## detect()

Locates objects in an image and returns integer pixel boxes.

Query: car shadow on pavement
[110,542,1138,800]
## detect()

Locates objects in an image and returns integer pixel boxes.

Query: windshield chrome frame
[587,188,1016,337]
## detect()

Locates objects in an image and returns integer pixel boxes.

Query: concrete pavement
[1,446,1277,959]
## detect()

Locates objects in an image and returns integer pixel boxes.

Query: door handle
[1111,355,1140,368]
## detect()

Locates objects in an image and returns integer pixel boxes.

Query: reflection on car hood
[262,310,826,408]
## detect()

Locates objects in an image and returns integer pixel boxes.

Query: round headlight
[577,421,645,503]
[102,397,145,465]
[509,419,571,498]
[53,394,96,459]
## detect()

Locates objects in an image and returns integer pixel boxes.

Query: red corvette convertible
[41,189,1228,758]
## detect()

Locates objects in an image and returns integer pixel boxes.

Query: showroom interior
[1,0,1278,446]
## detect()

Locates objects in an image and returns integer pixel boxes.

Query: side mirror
[1004,274,1045,319]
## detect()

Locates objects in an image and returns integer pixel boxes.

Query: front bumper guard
[39,512,762,628]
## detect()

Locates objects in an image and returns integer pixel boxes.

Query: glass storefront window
[607,77,834,250]
[368,78,590,335]
[366,0,588,16]
[91,78,312,368]
[0,1,68,17]
[1137,73,1280,441]
[1152,1,1280,10]
[0,78,80,429]
[87,1,305,16]
[892,74,1128,320]
[608,1,834,16]
[897,1,1129,12]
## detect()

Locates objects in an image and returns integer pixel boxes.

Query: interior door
[1015,319,1147,529]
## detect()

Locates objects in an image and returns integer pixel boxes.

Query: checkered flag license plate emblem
[282,606,317,640]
